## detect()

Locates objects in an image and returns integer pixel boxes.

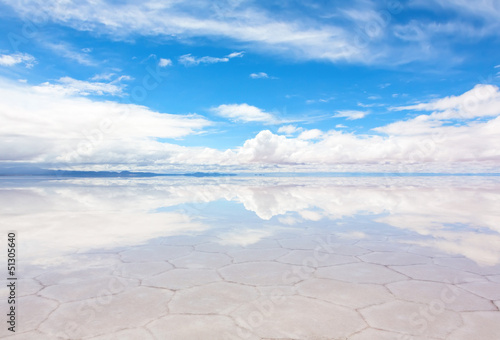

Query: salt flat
[1,176,499,339]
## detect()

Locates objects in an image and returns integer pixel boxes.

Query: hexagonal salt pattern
[38,286,173,339]
[233,295,366,339]
[147,314,258,340]
[359,300,462,338]
[142,268,221,290]
[10,228,500,340]
[169,282,259,314]
[315,262,408,284]
[219,261,307,286]
[8,178,500,339]
[10,230,500,340]
[297,278,394,309]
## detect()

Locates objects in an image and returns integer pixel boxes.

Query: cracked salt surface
[1,176,500,339]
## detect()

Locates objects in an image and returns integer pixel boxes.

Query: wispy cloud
[179,54,229,66]
[227,51,245,58]
[2,1,367,63]
[0,52,36,68]
[178,51,243,66]
[90,73,116,81]
[5,0,500,66]
[306,96,335,104]
[378,84,500,137]
[278,125,303,135]
[250,72,269,79]
[45,42,95,66]
[33,76,131,97]
[358,102,385,108]
[333,110,369,120]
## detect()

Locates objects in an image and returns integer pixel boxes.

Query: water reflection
[1,176,499,265]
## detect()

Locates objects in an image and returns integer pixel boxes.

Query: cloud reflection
[1,176,499,265]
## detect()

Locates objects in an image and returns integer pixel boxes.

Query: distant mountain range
[0,166,235,178]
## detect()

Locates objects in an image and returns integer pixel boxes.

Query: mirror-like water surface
[1,176,500,339]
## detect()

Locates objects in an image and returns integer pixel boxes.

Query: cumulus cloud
[0,52,36,68]
[237,90,500,168]
[298,129,323,140]
[0,77,212,164]
[211,103,278,124]
[158,58,173,67]
[2,81,500,172]
[333,110,369,120]
[392,84,500,120]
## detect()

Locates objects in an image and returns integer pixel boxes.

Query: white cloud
[0,77,211,164]
[335,124,347,128]
[2,0,368,63]
[232,86,500,169]
[250,72,269,79]
[2,81,500,172]
[178,54,229,66]
[306,96,335,104]
[333,110,369,120]
[278,125,303,135]
[236,116,500,168]
[4,0,500,66]
[358,102,385,108]
[419,0,500,21]
[392,84,500,120]
[227,51,244,58]
[298,129,323,140]
[158,58,173,67]
[90,72,116,81]
[46,42,95,65]
[0,52,36,68]
[211,103,278,123]
[33,76,128,96]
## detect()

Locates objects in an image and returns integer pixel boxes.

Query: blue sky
[0,0,499,172]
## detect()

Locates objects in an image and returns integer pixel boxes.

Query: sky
[0,0,499,173]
